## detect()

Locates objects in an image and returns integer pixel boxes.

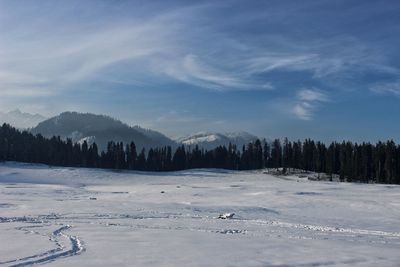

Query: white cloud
[292,89,329,120]
[293,103,312,120]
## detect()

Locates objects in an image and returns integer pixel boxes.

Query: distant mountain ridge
[176,131,259,150]
[0,109,47,129]
[30,112,176,152]
[29,111,261,152]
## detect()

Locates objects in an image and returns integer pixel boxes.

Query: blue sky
[1,0,400,141]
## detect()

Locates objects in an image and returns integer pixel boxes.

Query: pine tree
[271,139,282,168]
[172,145,186,170]
[263,141,271,168]
[126,142,137,170]
[254,139,263,169]
[136,148,146,171]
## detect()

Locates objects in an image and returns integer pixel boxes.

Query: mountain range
[3,110,260,152]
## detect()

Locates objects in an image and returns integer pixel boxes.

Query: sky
[1,0,400,142]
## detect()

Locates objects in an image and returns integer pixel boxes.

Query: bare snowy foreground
[1,163,400,267]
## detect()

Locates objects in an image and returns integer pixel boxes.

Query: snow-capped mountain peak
[0,109,47,129]
[180,133,223,145]
[177,131,258,150]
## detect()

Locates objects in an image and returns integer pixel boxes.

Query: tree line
[1,123,400,184]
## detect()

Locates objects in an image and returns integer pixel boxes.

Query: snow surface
[1,162,400,266]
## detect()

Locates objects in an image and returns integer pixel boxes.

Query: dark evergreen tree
[172,145,186,170]
[136,148,146,171]
[253,140,263,170]
[271,139,282,168]
[263,141,271,168]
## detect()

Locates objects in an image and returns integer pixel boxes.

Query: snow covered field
[1,162,400,266]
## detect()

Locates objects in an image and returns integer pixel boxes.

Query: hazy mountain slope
[31,112,176,151]
[0,109,46,129]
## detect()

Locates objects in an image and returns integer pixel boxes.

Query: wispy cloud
[242,35,398,80]
[370,81,400,96]
[1,2,398,98]
[292,89,329,120]
[0,3,278,95]
[162,54,273,91]
[0,10,183,91]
